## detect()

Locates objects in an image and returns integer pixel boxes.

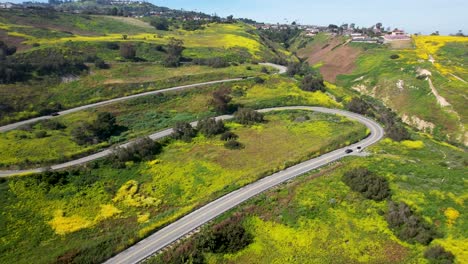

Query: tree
[346,97,371,115]
[164,38,184,67]
[211,87,232,113]
[197,118,226,137]
[120,43,136,59]
[150,17,169,31]
[93,112,118,141]
[171,122,197,142]
[110,7,118,16]
[234,108,264,125]
[376,22,383,29]
[226,15,234,23]
[71,112,119,145]
[111,137,162,166]
[431,31,440,36]
[300,74,326,92]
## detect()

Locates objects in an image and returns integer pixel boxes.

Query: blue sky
[6,0,467,34]
[154,0,467,35]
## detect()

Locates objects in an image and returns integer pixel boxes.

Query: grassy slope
[0,63,268,125]
[0,75,340,168]
[159,135,467,264]
[0,111,367,264]
[337,36,468,145]
[0,9,291,124]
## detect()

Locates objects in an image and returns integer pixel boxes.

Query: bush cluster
[211,87,233,114]
[342,168,391,201]
[386,201,438,245]
[1,47,88,84]
[71,112,119,145]
[171,121,197,142]
[220,131,239,141]
[110,137,162,167]
[161,214,253,264]
[301,74,326,92]
[197,118,226,137]
[224,140,244,150]
[234,108,264,125]
[163,38,185,67]
[424,246,455,264]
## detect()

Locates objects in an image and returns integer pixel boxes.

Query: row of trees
[346,97,410,141]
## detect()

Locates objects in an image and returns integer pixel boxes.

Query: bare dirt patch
[298,37,362,82]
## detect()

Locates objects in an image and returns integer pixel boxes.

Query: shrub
[220,131,239,141]
[161,240,204,264]
[110,137,162,166]
[198,214,253,253]
[224,140,244,150]
[300,74,326,92]
[120,43,136,60]
[106,42,120,50]
[34,130,48,138]
[261,66,269,73]
[164,38,184,67]
[197,118,226,137]
[424,246,455,264]
[171,122,197,142]
[386,201,438,245]
[40,119,66,130]
[342,168,391,201]
[94,58,109,69]
[234,108,264,125]
[246,66,252,70]
[253,77,265,84]
[390,54,400,59]
[211,87,232,114]
[71,112,119,145]
[150,17,170,31]
[346,97,371,115]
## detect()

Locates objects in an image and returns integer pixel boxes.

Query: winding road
[95,106,382,264]
[0,63,287,133]
[1,63,385,264]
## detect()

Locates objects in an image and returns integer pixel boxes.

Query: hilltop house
[383,28,411,42]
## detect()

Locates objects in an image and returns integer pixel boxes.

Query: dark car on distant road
[345,149,353,154]
[51,112,60,116]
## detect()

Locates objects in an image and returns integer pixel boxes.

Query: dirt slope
[297,36,362,82]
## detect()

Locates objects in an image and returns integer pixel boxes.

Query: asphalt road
[0,63,287,133]
[99,106,384,264]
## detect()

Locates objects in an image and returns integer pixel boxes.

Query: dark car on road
[345,149,353,154]
[51,112,60,116]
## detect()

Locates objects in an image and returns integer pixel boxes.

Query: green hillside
[0,9,291,124]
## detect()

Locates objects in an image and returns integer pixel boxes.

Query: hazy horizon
[5,0,468,35]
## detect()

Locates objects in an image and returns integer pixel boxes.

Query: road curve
[0,63,287,133]
[96,106,383,264]
[0,106,381,178]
